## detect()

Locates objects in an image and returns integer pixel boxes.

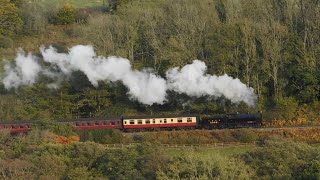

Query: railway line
[0,111,319,134]
[123,125,320,134]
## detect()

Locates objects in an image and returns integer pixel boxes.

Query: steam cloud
[166,60,256,106]
[2,45,257,106]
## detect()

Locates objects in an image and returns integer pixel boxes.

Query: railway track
[123,125,320,135]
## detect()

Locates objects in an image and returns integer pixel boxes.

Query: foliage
[1,128,320,179]
[2,0,320,151]
[0,0,22,39]
[0,0,319,125]
[232,129,258,143]
[32,120,75,137]
[77,129,127,144]
[157,153,255,179]
[274,97,299,120]
[0,36,13,48]
[56,3,76,25]
[20,1,49,35]
[242,138,320,179]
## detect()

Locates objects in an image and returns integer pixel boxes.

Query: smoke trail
[166,60,257,106]
[40,45,168,105]
[3,49,41,89]
[1,45,257,106]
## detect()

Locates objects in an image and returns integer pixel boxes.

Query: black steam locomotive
[201,112,264,129]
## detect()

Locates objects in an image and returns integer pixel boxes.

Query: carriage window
[95,121,100,125]
[160,120,162,123]
[153,119,156,123]
[111,121,115,125]
[20,125,24,128]
[138,120,143,124]
[178,118,183,123]
[164,119,167,123]
[87,122,91,126]
[146,120,150,124]
[76,122,80,126]
[117,121,120,124]
[124,121,127,124]
[187,118,192,122]
[130,120,135,124]
[103,121,108,125]
[171,119,174,122]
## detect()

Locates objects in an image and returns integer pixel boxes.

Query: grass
[166,145,255,158]
[36,0,105,8]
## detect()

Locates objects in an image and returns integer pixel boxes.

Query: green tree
[92,148,141,179]
[284,34,319,103]
[56,3,76,25]
[0,0,22,46]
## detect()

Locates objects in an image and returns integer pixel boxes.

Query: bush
[157,153,255,179]
[242,138,320,179]
[77,129,126,144]
[232,129,258,143]
[56,3,76,25]
[274,97,299,120]
[0,36,13,48]
[20,1,48,35]
[32,120,75,137]
[91,143,167,179]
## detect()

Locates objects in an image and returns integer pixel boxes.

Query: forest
[0,0,320,179]
[0,0,319,124]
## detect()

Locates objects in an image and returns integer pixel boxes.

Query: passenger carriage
[122,115,199,131]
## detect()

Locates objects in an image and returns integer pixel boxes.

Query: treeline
[0,0,319,123]
[0,129,319,179]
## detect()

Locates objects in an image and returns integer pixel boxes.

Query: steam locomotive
[0,112,264,133]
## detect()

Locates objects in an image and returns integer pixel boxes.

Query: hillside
[0,0,319,123]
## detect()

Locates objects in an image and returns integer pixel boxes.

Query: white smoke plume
[1,45,257,106]
[166,60,257,106]
[3,50,41,89]
[40,45,168,105]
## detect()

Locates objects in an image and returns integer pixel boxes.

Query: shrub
[157,153,255,179]
[242,138,320,179]
[77,129,127,144]
[232,129,258,143]
[32,120,75,137]
[0,36,13,48]
[20,1,48,35]
[275,96,299,120]
[56,3,76,25]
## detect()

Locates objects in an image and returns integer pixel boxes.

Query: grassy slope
[41,0,104,8]
[167,145,255,158]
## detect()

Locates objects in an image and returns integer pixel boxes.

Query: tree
[20,1,48,35]
[0,0,22,45]
[260,22,288,100]
[56,3,76,25]
[283,34,319,103]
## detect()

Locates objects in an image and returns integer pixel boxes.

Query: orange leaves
[55,135,80,144]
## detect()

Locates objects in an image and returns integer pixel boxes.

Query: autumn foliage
[55,135,80,144]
